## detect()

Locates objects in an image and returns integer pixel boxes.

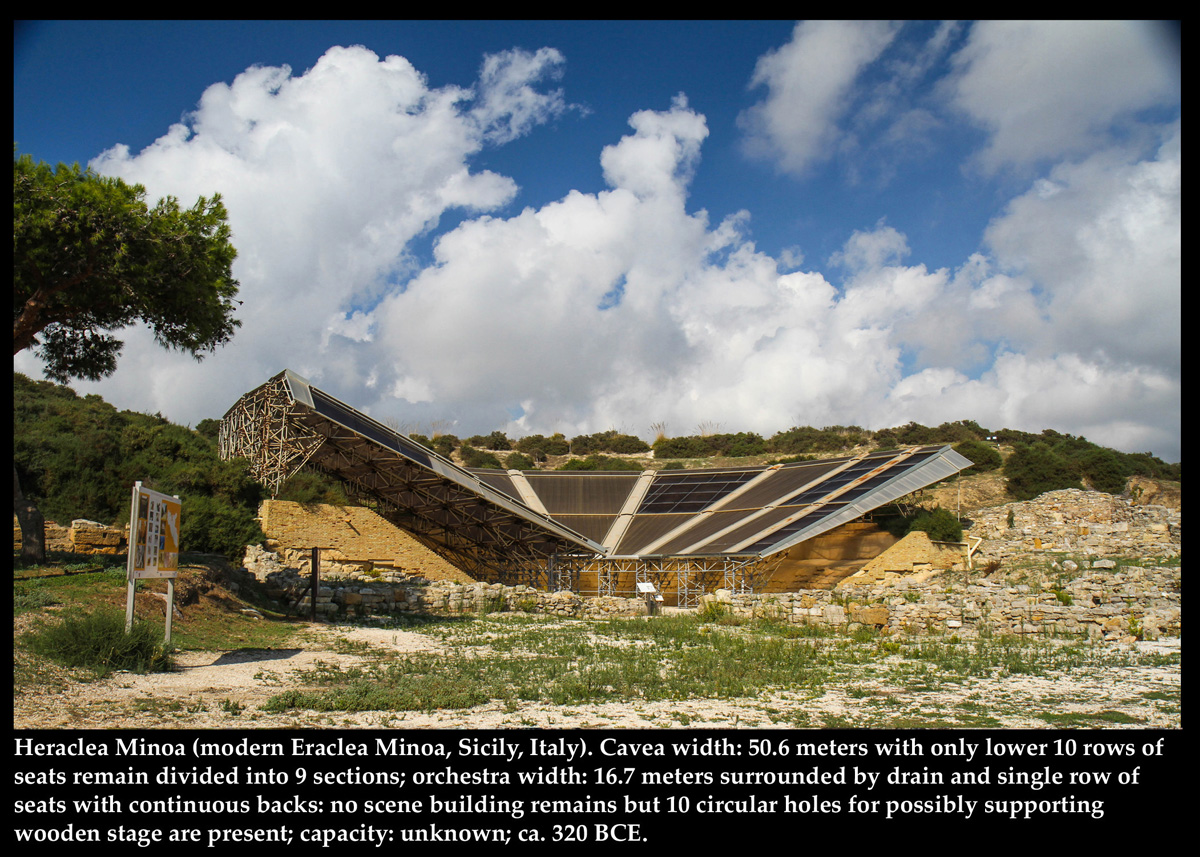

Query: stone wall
[966,489,1180,561]
[256,500,474,583]
[242,542,1178,641]
[241,556,649,621]
[12,517,125,554]
[708,562,1180,642]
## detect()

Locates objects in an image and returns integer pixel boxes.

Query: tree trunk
[13,466,46,563]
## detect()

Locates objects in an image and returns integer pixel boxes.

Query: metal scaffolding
[583,555,771,608]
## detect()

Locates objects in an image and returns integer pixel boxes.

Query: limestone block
[850,606,889,626]
[822,605,846,624]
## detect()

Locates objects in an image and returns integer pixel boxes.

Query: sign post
[125,482,182,644]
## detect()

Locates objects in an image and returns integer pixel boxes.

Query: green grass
[261,611,1179,717]
[267,614,836,713]
[1037,710,1146,727]
[14,551,1180,727]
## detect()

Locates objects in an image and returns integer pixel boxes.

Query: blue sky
[13,21,1181,461]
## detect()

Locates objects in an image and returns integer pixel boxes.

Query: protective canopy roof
[221,370,973,565]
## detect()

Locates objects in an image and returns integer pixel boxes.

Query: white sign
[125,482,182,640]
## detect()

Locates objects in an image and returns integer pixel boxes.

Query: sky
[13,21,1182,462]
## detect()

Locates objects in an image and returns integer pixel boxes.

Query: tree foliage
[13,150,241,381]
[13,373,264,557]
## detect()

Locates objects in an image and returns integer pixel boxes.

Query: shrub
[466,431,511,451]
[180,493,268,558]
[605,433,651,454]
[768,454,817,465]
[514,433,569,458]
[23,608,174,675]
[459,445,503,469]
[906,507,963,542]
[1004,443,1081,500]
[505,451,536,471]
[953,440,1003,474]
[557,455,639,471]
[276,470,351,505]
[767,425,853,455]
[1074,447,1133,495]
[891,422,938,445]
[652,435,708,459]
[569,434,601,455]
[430,434,459,458]
[935,420,989,442]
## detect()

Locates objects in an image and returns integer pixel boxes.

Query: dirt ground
[13,618,1181,730]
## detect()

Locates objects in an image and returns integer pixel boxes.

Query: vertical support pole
[165,578,174,645]
[125,483,140,633]
[311,547,320,622]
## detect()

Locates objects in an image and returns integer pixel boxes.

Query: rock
[850,606,889,626]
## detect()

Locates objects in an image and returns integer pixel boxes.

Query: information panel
[127,483,181,580]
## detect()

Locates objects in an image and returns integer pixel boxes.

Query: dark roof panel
[523,473,641,515]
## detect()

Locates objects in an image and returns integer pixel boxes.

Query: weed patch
[22,608,174,676]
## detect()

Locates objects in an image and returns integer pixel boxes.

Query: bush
[459,445,503,469]
[567,430,648,456]
[430,434,459,458]
[1004,443,1081,500]
[180,493,267,558]
[23,608,174,675]
[905,507,963,542]
[466,431,511,451]
[953,440,1003,474]
[767,425,853,455]
[514,433,569,458]
[557,455,639,471]
[891,422,938,445]
[935,420,989,443]
[1075,447,1132,495]
[652,435,708,459]
[605,433,651,454]
[275,470,351,505]
[505,451,536,471]
[569,434,601,455]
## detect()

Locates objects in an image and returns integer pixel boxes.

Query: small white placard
[636,582,657,594]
